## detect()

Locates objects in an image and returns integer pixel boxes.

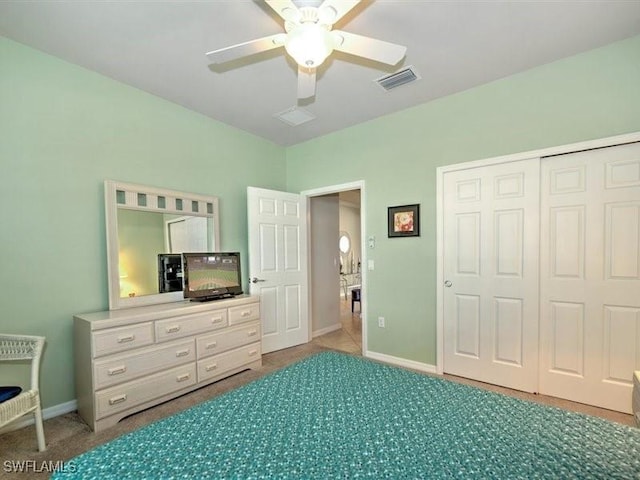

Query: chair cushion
[0,386,22,404]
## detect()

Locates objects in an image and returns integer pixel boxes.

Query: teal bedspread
[53,352,640,479]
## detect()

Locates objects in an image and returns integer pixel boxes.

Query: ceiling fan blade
[206,34,286,64]
[298,66,316,99]
[318,0,361,24]
[332,30,406,66]
[265,0,301,22]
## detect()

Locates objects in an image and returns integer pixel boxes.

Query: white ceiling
[2,1,640,147]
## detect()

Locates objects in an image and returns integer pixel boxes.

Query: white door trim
[436,131,640,374]
[301,181,367,355]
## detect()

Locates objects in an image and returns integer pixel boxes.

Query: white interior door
[443,158,540,392]
[247,187,309,353]
[539,142,640,413]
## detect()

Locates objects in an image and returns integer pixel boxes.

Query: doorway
[303,182,365,355]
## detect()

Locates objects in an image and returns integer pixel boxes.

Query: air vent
[375,66,421,91]
[274,106,316,126]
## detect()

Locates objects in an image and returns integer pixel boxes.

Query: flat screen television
[182,252,243,302]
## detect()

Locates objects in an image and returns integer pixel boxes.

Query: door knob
[251,277,266,284]
[444,280,452,287]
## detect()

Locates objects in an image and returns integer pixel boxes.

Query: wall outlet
[378,316,385,328]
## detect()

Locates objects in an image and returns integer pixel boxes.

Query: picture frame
[388,204,420,238]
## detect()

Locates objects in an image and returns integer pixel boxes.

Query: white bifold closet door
[539,142,640,413]
[442,158,540,393]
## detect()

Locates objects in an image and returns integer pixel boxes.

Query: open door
[247,187,309,353]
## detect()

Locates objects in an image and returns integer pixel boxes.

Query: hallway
[313,299,362,355]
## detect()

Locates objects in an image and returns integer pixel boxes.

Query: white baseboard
[0,399,77,433]
[365,350,437,374]
[312,323,342,338]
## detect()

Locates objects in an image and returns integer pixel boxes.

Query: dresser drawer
[155,310,227,342]
[197,322,260,359]
[92,323,154,358]
[197,343,261,382]
[228,303,260,325]
[94,339,195,390]
[95,363,197,419]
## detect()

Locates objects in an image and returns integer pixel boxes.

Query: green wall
[286,34,640,365]
[0,37,285,408]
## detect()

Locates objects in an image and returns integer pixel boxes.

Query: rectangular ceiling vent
[274,106,316,127]
[375,66,421,92]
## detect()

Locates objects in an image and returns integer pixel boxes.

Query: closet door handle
[444,280,452,288]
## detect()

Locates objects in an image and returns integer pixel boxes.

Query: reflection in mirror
[105,180,220,310]
[116,210,215,299]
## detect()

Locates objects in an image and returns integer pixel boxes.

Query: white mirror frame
[105,180,220,310]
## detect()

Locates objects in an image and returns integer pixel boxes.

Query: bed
[54,352,640,479]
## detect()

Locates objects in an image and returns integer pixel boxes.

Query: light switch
[368,260,375,271]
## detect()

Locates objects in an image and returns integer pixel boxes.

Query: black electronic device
[158,254,183,293]
[182,252,243,302]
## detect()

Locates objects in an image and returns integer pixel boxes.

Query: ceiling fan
[205,0,407,99]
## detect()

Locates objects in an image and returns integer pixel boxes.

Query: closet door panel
[443,158,540,392]
[540,142,640,413]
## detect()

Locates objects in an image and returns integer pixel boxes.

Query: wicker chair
[0,334,46,451]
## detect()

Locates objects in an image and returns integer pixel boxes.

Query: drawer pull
[240,310,252,318]
[247,329,257,337]
[211,316,223,324]
[109,394,127,405]
[176,373,191,382]
[206,341,218,349]
[108,365,127,376]
[205,363,218,372]
[248,349,258,357]
[175,349,190,357]
[117,334,135,344]
[166,325,181,334]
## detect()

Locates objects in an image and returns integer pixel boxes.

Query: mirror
[105,180,220,310]
[339,231,351,254]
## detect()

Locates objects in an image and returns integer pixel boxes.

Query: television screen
[182,252,243,301]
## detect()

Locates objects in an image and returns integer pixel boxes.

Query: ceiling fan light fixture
[284,23,334,67]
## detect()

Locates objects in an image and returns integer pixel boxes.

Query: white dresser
[74,295,261,432]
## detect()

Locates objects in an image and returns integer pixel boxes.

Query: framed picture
[388,204,420,237]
